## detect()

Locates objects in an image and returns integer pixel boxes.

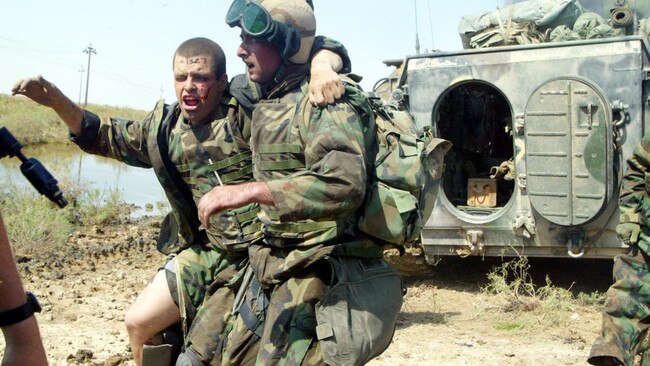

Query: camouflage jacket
[71,96,259,255]
[619,133,650,247]
[248,64,382,286]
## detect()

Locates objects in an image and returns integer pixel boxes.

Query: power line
[91,57,167,91]
[0,36,166,96]
[0,36,167,107]
[427,0,435,51]
[100,53,168,80]
[0,35,79,53]
[0,44,78,70]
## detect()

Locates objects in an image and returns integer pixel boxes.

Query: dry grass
[0,93,148,145]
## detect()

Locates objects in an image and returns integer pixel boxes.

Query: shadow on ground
[391,254,614,296]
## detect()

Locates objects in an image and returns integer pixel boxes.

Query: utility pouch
[157,212,180,254]
[315,256,403,366]
[358,181,420,244]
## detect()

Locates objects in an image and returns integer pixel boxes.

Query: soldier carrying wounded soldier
[12,0,406,364]
[11,17,351,366]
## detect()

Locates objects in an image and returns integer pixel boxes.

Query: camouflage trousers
[221,256,403,366]
[221,260,330,366]
[167,243,248,361]
[589,249,650,366]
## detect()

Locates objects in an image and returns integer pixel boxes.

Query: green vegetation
[0,93,158,254]
[493,322,523,331]
[0,93,148,145]
[481,256,606,329]
[0,147,145,257]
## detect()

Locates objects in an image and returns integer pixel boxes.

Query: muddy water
[0,144,166,216]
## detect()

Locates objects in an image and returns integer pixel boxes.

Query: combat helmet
[226,0,316,64]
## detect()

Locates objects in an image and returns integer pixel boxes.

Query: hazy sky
[2,0,609,111]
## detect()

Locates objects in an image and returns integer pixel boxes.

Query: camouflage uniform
[71,94,259,339]
[73,35,353,366]
[220,63,402,366]
[589,133,650,366]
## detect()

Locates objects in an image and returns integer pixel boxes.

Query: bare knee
[124,304,145,337]
[124,270,180,343]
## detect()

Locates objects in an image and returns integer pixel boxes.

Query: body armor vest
[251,80,356,248]
[170,103,261,253]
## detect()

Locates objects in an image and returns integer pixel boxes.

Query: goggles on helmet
[225,0,272,36]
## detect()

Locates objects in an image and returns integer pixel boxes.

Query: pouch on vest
[315,256,403,366]
[157,212,181,254]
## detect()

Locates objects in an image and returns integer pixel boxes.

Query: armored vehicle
[377,0,650,260]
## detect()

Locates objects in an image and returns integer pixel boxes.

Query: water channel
[0,144,167,216]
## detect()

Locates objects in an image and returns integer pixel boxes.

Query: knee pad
[142,343,173,366]
[175,348,204,366]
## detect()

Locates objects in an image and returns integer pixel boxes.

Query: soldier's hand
[197,182,273,230]
[616,222,641,246]
[198,186,228,230]
[308,63,344,106]
[197,184,252,230]
[11,75,62,108]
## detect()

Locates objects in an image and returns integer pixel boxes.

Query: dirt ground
[0,219,614,366]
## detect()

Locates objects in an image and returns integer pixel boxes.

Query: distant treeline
[0,93,148,146]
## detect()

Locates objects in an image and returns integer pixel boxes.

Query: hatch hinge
[456,229,485,257]
[512,210,536,238]
[514,113,525,135]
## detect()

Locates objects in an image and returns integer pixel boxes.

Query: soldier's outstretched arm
[11,75,84,135]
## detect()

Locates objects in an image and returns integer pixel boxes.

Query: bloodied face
[173,54,227,124]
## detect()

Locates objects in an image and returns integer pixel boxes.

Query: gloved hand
[616,222,641,246]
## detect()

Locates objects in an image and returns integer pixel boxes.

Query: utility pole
[414,0,420,55]
[82,44,97,106]
[77,65,85,105]
[427,0,435,51]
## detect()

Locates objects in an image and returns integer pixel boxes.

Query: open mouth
[183,96,200,109]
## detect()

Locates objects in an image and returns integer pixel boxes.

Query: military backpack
[299,78,450,249]
[354,93,451,247]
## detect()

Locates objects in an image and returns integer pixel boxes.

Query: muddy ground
[0,219,614,366]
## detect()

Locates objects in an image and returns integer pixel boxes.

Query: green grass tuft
[0,160,137,256]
